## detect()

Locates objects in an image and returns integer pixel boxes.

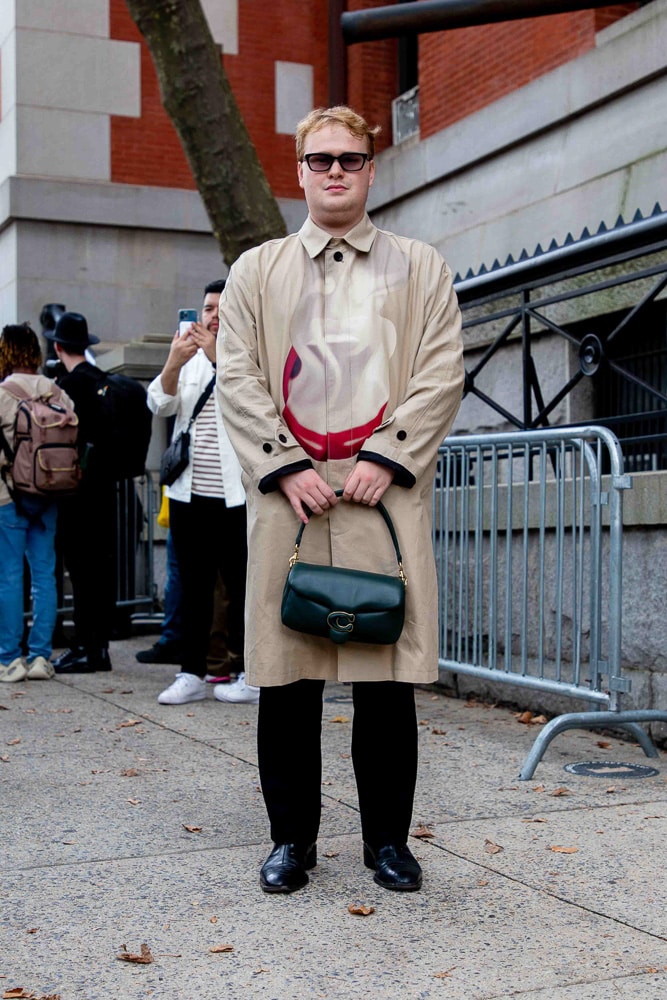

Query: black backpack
[86,372,152,481]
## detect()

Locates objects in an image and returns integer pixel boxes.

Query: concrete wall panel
[201,0,238,56]
[17,107,110,180]
[16,29,140,116]
[16,0,109,38]
[275,61,313,136]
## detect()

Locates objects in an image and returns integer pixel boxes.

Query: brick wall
[109,1,639,194]
[109,0,328,198]
[419,4,639,140]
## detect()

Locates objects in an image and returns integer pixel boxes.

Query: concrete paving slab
[3,836,667,1000]
[3,636,667,999]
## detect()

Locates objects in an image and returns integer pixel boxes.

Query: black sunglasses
[302,152,371,172]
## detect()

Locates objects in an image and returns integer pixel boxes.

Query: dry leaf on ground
[209,944,234,953]
[411,823,435,839]
[597,740,611,748]
[434,968,456,979]
[120,768,138,777]
[548,845,579,854]
[484,838,504,854]
[4,991,62,1000]
[551,787,572,797]
[330,716,349,724]
[183,825,202,833]
[118,719,142,728]
[348,903,375,916]
[116,943,154,964]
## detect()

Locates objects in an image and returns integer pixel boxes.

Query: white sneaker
[157,672,207,705]
[213,672,259,704]
[0,657,28,683]
[26,656,55,680]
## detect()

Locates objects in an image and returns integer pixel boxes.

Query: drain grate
[564,761,660,778]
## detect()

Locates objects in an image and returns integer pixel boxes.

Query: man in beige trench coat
[217,106,464,894]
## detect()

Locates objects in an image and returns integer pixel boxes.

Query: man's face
[201,292,221,334]
[297,123,375,235]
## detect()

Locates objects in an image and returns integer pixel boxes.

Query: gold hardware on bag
[398,562,408,587]
[288,544,300,568]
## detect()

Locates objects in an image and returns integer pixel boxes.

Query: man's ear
[297,160,305,190]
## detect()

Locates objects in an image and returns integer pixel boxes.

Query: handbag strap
[185,374,215,431]
[289,489,407,586]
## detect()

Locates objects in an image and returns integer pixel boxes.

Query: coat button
[333,251,343,262]
[263,442,272,453]
[278,433,287,443]
[397,430,407,440]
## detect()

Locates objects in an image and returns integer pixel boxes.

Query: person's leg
[258,679,325,845]
[161,528,184,645]
[169,496,219,679]
[212,502,254,700]
[351,680,422,890]
[0,501,28,668]
[257,678,324,892]
[24,501,58,662]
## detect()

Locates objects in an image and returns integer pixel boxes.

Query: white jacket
[147,349,245,507]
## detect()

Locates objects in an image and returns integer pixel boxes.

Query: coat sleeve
[216,253,313,493]
[146,373,180,418]
[358,248,464,487]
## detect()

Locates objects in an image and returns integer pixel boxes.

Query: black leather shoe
[53,647,88,672]
[363,843,423,891]
[136,640,183,664]
[259,843,316,894]
[87,648,112,672]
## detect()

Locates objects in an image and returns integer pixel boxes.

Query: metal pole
[342,0,631,44]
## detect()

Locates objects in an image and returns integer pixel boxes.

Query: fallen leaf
[431,728,447,735]
[484,838,503,854]
[6,739,20,746]
[183,825,202,833]
[606,786,617,794]
[209,944,234,953]
[532,785,545,793]
[101,688,114,693]
[116,943,154,964]
[127,799,140,806]
[26,928,39,934]
[186,712,195,717]
[516,711,534,725]
[209,916,218,924]
[550,787,571,797]
[348,904,374,916]
[548,845,579,854]
[597,740,611,748]
[0,756,10,763]
[330,716,349,724]
[121,768,139,777]
[411,823,435,839]
[324,851,340,858]
[118,719,142,729]
[521,817,547,824]
[253,968,269,975]
[0,704,8,710]
[434,968,456,978]
[477,879,489,886]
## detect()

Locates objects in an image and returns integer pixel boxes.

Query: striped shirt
[191,395,225,498]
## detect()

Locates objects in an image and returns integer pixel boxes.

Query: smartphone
[178,308,198,336]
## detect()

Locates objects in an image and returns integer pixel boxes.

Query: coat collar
[298,214,377,259]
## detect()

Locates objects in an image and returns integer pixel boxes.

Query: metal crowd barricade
[432,426,667,779]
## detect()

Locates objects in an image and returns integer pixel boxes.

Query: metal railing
[433,426,667,778]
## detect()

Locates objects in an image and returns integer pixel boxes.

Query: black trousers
[169,495,247,678]
[257,679,418,849]
[58,481,117,653]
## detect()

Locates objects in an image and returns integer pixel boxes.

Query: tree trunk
[125,0,287,264]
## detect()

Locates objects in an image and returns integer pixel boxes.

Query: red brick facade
[109,1,637,197]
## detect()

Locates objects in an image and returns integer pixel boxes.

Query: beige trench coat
[217,214,464,687]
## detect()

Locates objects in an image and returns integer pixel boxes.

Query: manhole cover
[563,761,659,778]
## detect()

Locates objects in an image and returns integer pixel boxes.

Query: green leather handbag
[280,491,407,645]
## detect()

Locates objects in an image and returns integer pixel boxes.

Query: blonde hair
[295,106,381,161]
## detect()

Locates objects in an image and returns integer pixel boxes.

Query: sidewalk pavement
[2,635,667,1000]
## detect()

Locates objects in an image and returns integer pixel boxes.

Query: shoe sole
[157,693,207,705]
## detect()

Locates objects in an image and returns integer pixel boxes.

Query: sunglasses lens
[307,154,333,171]
[339,154,366,171]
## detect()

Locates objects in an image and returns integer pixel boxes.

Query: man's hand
[188,321,217,363]
[343,460,394,506]
[278,469,338,525]
[160,330,199,394]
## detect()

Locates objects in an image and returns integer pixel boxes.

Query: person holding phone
[147,280,257,706]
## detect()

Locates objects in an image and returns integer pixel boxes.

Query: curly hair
[0,324,42,381]
[295,106,381,162]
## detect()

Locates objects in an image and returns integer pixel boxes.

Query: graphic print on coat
[281,237,410,461]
